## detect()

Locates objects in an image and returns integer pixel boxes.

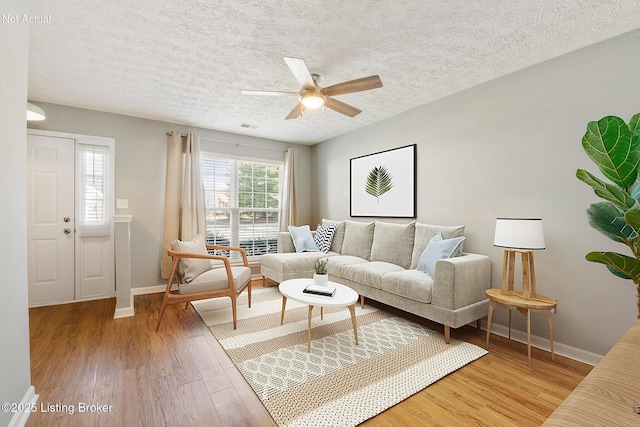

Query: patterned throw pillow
[314,224,337,253]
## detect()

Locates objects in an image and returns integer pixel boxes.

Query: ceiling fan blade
[324,97,362,117]
[285,103,305,120]
[322,75,383,96]
[241,90,299,96]
[284,57,316,90]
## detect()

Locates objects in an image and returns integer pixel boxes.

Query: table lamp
[494,218,545,300]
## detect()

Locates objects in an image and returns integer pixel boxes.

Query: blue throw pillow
[417,232,465,277]
[288,225,319,253]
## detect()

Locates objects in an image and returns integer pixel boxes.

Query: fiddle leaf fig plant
[577,114,640,317]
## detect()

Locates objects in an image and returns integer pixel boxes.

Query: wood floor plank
[187,335,233,394]
[27,280,592,426]
[178,379,224,427]
[210,386,257,427]
[224,366,278,427]
[149,374,186,426]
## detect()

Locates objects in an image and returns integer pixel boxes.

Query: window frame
[200,151,282,262]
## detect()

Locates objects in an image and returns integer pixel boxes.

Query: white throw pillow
[288,225,319,253]
[417,232,465,277]
[170,234,212,283]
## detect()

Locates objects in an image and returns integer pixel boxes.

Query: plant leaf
[585,251,640,281]
[581,116,640,191]
[607,266,633,280]
[629,113,640,137]
[625,209,640,236]
[625,114,640,198]
[576,169,639,211]
[365,165,393,202]
[586,202,634,243]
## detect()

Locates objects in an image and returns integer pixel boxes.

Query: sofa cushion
[341,220,375,260]
[326,255,368,277]
[370,221,415,269]
[261,251,329,275]
[288,225,319,253]
[417,232,466,277]
[410,223,465,269]
[382,270,434,303]
[322,219,346,253]
[170,234,212,283]
[341,261,404,289]
[314,224,336,253]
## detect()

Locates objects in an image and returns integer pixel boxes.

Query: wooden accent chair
[155,235,252,331]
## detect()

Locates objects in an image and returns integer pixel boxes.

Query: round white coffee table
[278,278,359,352]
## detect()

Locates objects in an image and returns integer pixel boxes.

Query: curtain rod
[167,132,286,152]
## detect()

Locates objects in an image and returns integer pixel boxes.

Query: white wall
[29,105,313,288]
[312,29,640,357]
[0,0,34,425]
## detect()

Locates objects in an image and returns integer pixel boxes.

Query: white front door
[27,134,76,305]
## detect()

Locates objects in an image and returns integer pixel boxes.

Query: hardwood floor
[28,280,592,426]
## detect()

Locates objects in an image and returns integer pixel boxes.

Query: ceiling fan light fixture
[27,102,46,121]
[300,93,326,109]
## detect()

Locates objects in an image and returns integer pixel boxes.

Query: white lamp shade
[494,218,545,250]
[27,102,46,121]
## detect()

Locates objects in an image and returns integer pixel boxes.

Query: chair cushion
[179,266,251,295]
[370,221,416,269]
[288,225,319,253]
[170,234,212,283]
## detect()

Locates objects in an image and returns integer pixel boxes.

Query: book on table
[303,283,336,297]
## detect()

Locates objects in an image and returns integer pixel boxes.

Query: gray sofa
[260,219,491,343]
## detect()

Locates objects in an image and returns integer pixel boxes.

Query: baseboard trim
[8,385,38,427]
[113,293,135,319]
[113,307,135,318]
[482,320,603,366]
[131,285,166,295]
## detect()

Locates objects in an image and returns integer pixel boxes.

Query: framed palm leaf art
[350,144,416,218]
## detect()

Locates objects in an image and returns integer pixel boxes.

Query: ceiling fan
[241,57,383,120]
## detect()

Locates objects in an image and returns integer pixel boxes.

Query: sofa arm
[431,253,491,310]
[277,232,295,253]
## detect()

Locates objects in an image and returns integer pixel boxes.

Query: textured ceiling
[28,1,640,144]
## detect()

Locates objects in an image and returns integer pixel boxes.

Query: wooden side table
[486,248,557,368]
[485,289,556,368]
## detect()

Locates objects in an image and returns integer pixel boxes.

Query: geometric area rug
[192,287,487,427]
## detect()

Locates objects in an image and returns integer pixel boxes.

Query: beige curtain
[161,132,206,278]
[279,148,298,231]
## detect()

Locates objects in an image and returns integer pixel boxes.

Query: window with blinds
[77,144,111,236]
[200,153,280,259]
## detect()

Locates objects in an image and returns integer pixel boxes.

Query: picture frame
[350,144,416,218]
